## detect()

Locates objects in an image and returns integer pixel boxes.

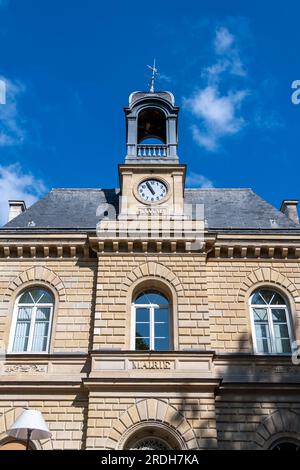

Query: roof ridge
[185,188,252,191]
[50,187,253,192]
[51,188,119,191]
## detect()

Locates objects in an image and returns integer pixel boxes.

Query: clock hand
[146,181,155,195]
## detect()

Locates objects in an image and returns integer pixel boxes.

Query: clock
[138,179,168,202]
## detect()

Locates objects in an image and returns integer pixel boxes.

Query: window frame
[8,288,54,354]
[249,288,294,355]
[131,292,171,351]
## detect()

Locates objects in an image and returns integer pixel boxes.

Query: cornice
[0,234,94,259]
[1,230,300,259]
[209,233,300,260]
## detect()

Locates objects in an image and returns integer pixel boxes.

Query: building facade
[0,89,300,450]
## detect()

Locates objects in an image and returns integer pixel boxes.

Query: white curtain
[13,307,31,352]
[32,307,50,352]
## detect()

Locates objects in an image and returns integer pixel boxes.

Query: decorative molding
[3,364,47,374]
[89,237,212,254]
[0,235,92,259]
[209,236,300,260]
[120,261,184,295]
[254,409,300,449]
[106,399,197,450]
[237,267,300,303]
[3,266,67,302]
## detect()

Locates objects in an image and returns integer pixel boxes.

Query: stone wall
[0,393,88,449]
[93,254,210,350]
[216,393,300,449]
[86,394,217,450]
[0,259,97,353]
[207,260,300,352]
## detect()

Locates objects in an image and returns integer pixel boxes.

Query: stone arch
[3,266,67,303]
[106,399,197,450]
[121,262,184,296]
[0,408,52,450]
[237,267,300,304]
[254,409,300,449]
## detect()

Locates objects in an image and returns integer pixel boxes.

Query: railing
[137,145,167,158]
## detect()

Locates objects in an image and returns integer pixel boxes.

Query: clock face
[138,179,168,202]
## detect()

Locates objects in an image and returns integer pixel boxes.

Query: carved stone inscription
[132,360,172,370]
[3,364,47,374]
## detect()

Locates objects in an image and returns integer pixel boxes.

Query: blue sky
[0,0,299,225]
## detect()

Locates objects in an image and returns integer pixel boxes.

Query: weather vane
[147,59,158,93]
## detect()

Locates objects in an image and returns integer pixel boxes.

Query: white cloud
[184,26,248,151]
[205,26,246,82]
[214,27,234,55]
[0,76,26,147]
[185,86,248,151]
[0,164,46,226]
[186,172,214,188]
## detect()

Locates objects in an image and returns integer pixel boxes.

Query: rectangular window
[133,305,170,351]
[252,306,292,354]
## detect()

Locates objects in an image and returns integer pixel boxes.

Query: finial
[147,59,158,93]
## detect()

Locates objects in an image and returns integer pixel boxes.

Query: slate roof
[1,188,300,233]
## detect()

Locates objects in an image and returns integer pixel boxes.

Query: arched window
[123,424,182,450]
[137,108,166,144]
[249,289,293,354]
[132,290,171,351]
[9,287,54,353]
[270,439,300,450]
[126,436,172,450]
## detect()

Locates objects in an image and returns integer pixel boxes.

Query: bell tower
[119,89,186,219]
[125,91,179,164]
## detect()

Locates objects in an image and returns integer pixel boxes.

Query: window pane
[136,308,149,323]
[19,288,53,305]
[272,308,291,353]
[273,323,289,339]
[272,309,287,323]
[270,292,286,305]
[32,307,50,352]
[19,291,35,304]
[136,335,150,350]
[259,290,276,304]
[155,322,169,338]
[154,337,169,351]
[136,322,150,338]
[155,308,169,322]
[252,289,286,306]
[251,291,267,305]
[275,338,291,353]
[12,307,32,352]
[135,291,168,305]
[255,324,271,353]
[253,308,268,321]
[135,307,150,350]
[37,290,54,304]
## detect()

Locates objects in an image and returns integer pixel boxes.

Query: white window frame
[249,290,293,355]
[8,289,54,354]
[131,300,171,351]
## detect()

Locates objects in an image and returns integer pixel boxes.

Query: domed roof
[128,91,175,106]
